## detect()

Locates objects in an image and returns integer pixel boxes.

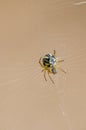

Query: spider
[39,50,66,84]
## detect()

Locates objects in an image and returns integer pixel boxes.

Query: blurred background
[0,0,86,130]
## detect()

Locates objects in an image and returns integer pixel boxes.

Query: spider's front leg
[53,50,56,57]
[57,59,64,63]
[39,57,44,68]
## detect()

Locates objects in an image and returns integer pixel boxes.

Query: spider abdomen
[42,54,56,66]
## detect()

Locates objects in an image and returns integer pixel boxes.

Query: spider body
[42,54,57,74]
[39,50,66,84]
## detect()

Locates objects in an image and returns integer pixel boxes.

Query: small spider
[39,50,66,84]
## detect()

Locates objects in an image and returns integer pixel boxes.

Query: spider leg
[44,70,47,81]
[57,59,64,63]
[48,71,54,84]
[39,57,44,68]
[57,67,66,73]
[42,69,47,81]
[53,50,56,57]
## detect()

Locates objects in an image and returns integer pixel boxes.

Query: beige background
[0,0,86,130]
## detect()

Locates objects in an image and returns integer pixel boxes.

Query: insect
[39,50,66,84]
